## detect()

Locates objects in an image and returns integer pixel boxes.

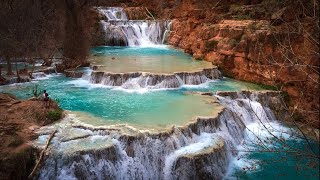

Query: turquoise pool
[1,46,317,180]
[0,75,262,129]
[90,46,213,73]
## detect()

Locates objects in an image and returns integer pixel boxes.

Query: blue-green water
[90,46,213,73]
[228,123,319,180]
[0,75,262,128]
[0,46,265,128]
[91,46,184,56]
[1,46,318,179]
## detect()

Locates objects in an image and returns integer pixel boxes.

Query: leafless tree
[232,0,319,177]
[0,0,65,78]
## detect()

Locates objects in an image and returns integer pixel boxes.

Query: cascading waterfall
[96,7,171,46]
[88,68,222,89]
[97,7,128,20]
[37,91,281,179]
[89,7,217,89]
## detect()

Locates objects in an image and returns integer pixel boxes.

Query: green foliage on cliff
[229,4,251,20]
[228,39,238,48]
[47,109,63,121]
[7,135,24,147]
[281,91,291,103]
[31,85,43,98]
[240,34,246,41]
[205,40,218,50]
[254,83,278,91]
[247,23,257,33]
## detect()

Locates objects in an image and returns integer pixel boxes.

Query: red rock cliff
[92,0,319,127]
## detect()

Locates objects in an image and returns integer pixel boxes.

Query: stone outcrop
[64,69,84,78]
[216,90,288,121]
[0,93,63,179]
[124,7,149,20]
[0,66,58,85]
[173,139,228,180]
[0,75,31,85]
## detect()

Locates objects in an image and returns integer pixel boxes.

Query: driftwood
[145,7,155,20]
[28,130,57,179]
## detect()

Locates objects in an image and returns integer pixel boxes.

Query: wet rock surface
[34,91,286,179]
[89,67,222,89]
[0,75,31,85]
[173,140,228,180]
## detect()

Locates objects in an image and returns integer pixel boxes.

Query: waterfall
[96,7,170,46]
[36,91,282,179]
[31,72,47,79]
[87,56,222,89]
[97,7,128,20]
[89,68,222,89]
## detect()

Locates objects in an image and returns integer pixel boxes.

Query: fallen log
[28,130,57,179]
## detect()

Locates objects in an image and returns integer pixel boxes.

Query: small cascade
[89,68,222,89]
[97,7,128,20]
[37,91,282,179]
[6,76,31,84]
[162,21,172,44]
[31,72,47,79]
[96,7,170,46]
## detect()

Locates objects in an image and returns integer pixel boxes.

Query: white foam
[163,133,218,179]
[245,121,293,142]
[112,86,150,94]
[66,75,217,93]
[225,121,298,179]
[97,7,170,47]
[180,80,217,89]
[34,63,43,66]
[32,73,62,80]
[65,79,112,89]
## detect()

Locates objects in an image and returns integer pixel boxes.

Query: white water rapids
[35,91,286,180]
[97,7,171,47]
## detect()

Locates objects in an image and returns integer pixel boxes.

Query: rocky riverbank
[0,93,63,179]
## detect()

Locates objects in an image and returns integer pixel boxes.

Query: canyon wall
[112,0,319,127]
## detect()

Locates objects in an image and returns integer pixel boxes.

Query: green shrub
[281,91,291,103]
[247,23,257,32]
[205,40,218,50]
[240,34,247,41]
[254,83,278,91]
[292,112,303,122]
[229,39,238,48]
[8,136,24,147]
[47,110,62,121]
[233,14,251,20]
[54,98,60,104]
[31,84,42,97]
[229,4,242,13]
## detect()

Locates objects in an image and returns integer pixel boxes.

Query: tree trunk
[42,57,52,66]
[15,62,20,80]
[6,56,13,75]
[23,61,28,74]
[62,0,90,69]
